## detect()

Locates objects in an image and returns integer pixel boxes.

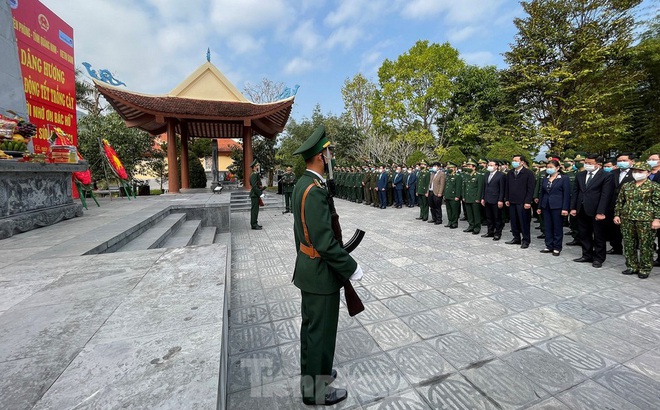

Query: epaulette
[314,179,324,189]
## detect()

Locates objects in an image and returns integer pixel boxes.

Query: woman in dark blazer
[538,159,571,255]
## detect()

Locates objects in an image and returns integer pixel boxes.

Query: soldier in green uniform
[362,165,371,205]
[249,159,263,230]
[443,161,462,229]
[478,158,488,226]
[462,159,484,234]
[416,161,431,221]
[614,161,660,279]
[370,166,380,207]
[533,161,546,239]
[282,166,296,214]
[291,125,362,405]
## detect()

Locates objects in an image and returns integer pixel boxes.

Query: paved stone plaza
[227,200,660,409]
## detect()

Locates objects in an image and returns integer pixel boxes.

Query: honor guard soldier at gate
[291,125,363,406]
[282,166,296,214]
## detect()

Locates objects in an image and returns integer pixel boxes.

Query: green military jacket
[292,170,358,294]
[615,180,660,221]
[282,171,296,193]
[362,171,370,188]
[417,169,430,194]
[462,171,483,203]
[444,171,462,199]
[533,171,544,200]
[249,172,262,198]
[369,171,378,190]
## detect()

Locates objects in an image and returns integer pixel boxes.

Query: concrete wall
[0,2,27,118]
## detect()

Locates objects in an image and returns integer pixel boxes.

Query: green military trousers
[465,202,481,233]
[300,290,340,402]
[445,198,460,227]
[419,195,429,220]
[250,196,260,228]
[622,220,655,274]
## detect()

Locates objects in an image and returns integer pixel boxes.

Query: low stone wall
[0,161,87,239]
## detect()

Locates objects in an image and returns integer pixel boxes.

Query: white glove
[350,264,363,281]
[260,193,265,198]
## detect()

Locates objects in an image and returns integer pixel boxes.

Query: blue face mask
[603,167,613,172]
[511,161,520,169]
[572,165,578,171]
[617,161,630,169]
[648,160,658,168]
[546,168,556,175]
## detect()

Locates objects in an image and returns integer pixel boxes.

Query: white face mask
[584,164,596,172]
[633,172,648,181]
[486,166,495,172]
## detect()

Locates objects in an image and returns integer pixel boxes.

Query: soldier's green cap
[446,161,457,168]
[250,159,259,167]
[478,158,488,164]
[562,157,573,163]
[420,160,428,165]
[631,161,652,172]
[466,158,477,166]
[293,125,331,160]
[573,154,585,161]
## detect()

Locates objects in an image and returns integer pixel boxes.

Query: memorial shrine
[93,58,295,193]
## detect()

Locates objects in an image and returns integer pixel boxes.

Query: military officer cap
[249,159,259,167]
[465,158,477,166]
[573,154,585,162]
[562,157,573,163]
[631,161,652,172]
[446,161,457,168]
[478,158,488,164]
[293,125,331,160]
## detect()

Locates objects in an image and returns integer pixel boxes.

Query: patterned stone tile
[362,389,431,410]
[415,373,497,409]
[503,347,586,394]
[388,342,456,385]
[228,346,286,393]
[462,323,529,356]
[440,283,484,302]
[365,318,421,351]
[433,303,485,328]
[231,305,270,327]
[537,337,616,377]
[594,366,660,410]
[264,285,299,303]
[555,380,641,410]
[552,299,610,324]
[273,317,301,345]
[430,332,495,370]
[231,289,266,308]
[566,327,647,363]
[269,299,301,321]
[497,314,559,344]
[355,301,397,325]
[624,348,660,383]
[489,290,541,313]
[418,273,457,288]
[334,327,382,364]
[338,353,410,405]
[229,323,277,355]
[381,295,427,316]
[391,278,433,293]
[363,282,406,300]
[278,342,300,377]
[524,397,571,409]
[227,378,294,410]
[592,317,660,348]
[520,306,586,335]
[462,359,548,409]
[401,311,455,339]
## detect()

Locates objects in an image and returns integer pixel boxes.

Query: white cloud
[462,51,496,66]
[448,26,479,43]
[326,26,363,50]
[401,0,504,23]
[290,20,322,53]
[325,0,390,27]
[209,0,291,35]
[283,57,314,75]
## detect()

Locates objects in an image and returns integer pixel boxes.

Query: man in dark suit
[405,167,417,208]
[504,155,536,248]
[377,165,388,209]
[607,154,635,254]
[570,154,613,268]
[392,165,404,208]
[482,160,506,240]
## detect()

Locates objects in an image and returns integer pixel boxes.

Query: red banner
[10,0,76,154]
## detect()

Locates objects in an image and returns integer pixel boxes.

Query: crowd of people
[331,153,660,279]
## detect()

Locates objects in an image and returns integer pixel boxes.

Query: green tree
[503,0,642,153]
[439,146,467,166]
[371,40,464,149]
[77,111,157,182]
[486,135,531,163]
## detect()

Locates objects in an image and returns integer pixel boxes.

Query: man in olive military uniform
[362,165,371,205]
[462,159,484,234]
[614,161,660,279]
[369,167,379,207]
[249,159,263,230]
[291,125,363,405]
[282,166,296,214]
[443,162,462,228]
[416,161,431,221]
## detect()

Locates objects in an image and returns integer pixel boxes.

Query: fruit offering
[0,140,27,152]
[0,149,12,159]
[16,120,36,138]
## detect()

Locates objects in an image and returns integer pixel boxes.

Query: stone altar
[0,161,86,239]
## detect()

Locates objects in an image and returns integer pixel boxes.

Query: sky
[41,0,658,123]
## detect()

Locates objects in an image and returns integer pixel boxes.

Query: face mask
[463,167,472,173]
[648,160,658,168]
[486,166,495,172]
[571,165,578,171]
[603,167,613,172]
[511,161,520,169]
[546,168,556,175]
[633,172,647,181]
[584,164,596,172]
[447,168,454,173]
[432,167,438,172]
[617,161,630,169]
[563,163,572,169]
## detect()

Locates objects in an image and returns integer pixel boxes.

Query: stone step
[192,226,217,246]
[162,219,202,248]
[117,213,187,252]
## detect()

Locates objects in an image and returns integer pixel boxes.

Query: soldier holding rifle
[291,125,364,406]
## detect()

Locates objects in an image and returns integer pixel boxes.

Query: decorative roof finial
[206,48,211,63]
